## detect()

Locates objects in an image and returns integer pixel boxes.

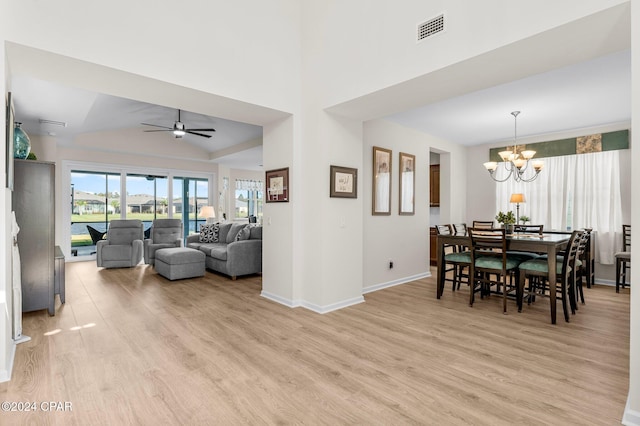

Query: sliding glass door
[173,177,209,237]
[67,165,212,259]
[70,171,121,257]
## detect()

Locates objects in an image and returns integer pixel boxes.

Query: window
[495,151,623,264]
[235,179,263,220]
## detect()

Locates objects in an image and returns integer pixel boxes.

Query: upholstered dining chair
[96,219,144,268]
[468,228,523,314]
[452,223,468,235]
[435,224,470,291]
[615,224,631,293]
[144,218,184,265]
[517,230,583,323]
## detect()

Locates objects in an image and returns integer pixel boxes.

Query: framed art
[330,165,357,198]
[372,146,392,215]
[265,167,289,202]
[399,152,415,215]
[5,92,14,190]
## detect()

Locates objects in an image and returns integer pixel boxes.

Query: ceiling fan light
[173,129,186,136]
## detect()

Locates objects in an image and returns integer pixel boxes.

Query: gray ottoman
[155,247,206,280]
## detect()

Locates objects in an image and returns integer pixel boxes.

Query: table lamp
[510,193,525,224]
[199,206,216,224]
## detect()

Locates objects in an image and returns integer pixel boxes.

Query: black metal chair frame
[87,225,107,255]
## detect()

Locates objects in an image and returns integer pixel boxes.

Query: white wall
[4,1,302,115]
[1,26,15,382]
[625,2,639,423]
[363,120,435,290]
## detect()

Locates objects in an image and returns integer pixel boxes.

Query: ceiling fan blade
[186,131,212,138]
[141,122,172,129]
[144,129,173,132]
[186,128,216,132]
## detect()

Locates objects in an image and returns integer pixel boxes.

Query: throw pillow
[235,225,251,241]
[199,223,219,243]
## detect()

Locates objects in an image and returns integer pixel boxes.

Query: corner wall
[362,119,466,291]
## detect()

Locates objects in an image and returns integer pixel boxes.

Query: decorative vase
[13,122,31,160]
[505,224,515,234]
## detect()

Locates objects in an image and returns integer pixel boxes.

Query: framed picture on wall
[399,152,415,215]
[372,146,392,215]
[330,165,357,198]
[5,92,14,190]
[265,167,289,202]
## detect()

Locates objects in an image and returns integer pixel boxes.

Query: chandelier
[483,111,544,182]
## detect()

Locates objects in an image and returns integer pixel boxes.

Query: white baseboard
[363,271,431,294]
[623,395,640,426]
[261,291,365,314]
[260,291,301,308]
[300,296,365,314]
[594,278,630,287]
[0,341,16,383]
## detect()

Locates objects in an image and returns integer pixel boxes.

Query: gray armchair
[144,218,183,265]
[96,219,144,268]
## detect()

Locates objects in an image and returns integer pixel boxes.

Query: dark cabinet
[430,164,440,207]
[12,160,57,315]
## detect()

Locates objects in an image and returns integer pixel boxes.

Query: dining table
[436,232,572,324]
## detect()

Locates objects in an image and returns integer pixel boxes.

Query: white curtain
[496,151,622,264]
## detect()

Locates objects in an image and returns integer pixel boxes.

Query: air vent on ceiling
[39,118,67,127]
[417,14,444,41]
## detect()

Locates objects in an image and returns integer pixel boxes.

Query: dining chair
[517,230,582,323]
[574,229,592,304]
[472,220,494,229]
[452,223,468,235]
[468,228,523,314]
[615,224,631,293]
[514,224,544,235]
[435,224,470,291]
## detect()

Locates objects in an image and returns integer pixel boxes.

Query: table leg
[547,245,557,324]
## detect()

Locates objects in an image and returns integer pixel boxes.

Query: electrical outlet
[389,261,394,269]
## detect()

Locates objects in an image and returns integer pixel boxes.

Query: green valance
[489,129,629,162]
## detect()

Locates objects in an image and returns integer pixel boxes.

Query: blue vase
[13,122,31,159]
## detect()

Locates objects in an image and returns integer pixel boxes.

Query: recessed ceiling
[10,76,264,170]
[386,49,631,146]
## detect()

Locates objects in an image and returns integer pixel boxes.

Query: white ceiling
[387,49,631,146]
[10,49,631,163]
[11,76,265,170]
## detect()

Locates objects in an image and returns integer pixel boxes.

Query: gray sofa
[186,222,262,279]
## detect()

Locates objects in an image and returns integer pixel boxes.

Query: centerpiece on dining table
[495,211,516,234]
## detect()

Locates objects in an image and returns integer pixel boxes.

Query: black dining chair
[435,224,470,291]
[615,225,631,293]
[517,230,583,323]
[468,228,524,314]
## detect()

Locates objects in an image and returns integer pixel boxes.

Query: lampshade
[199,206,216,219]
[510,193,525,203]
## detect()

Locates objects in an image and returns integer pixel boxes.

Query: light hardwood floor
[0,262,630,425]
